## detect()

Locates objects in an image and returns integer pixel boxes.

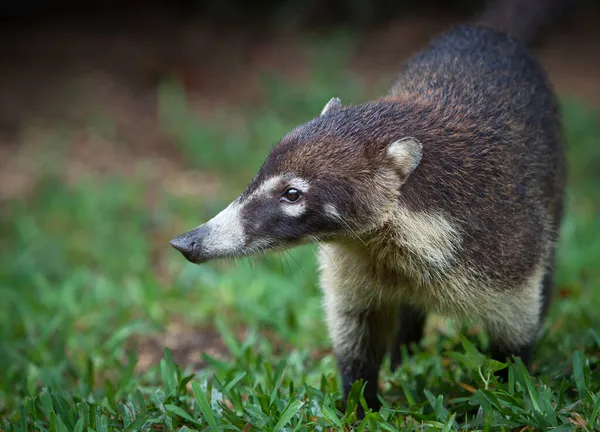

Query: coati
[170,25,565,413]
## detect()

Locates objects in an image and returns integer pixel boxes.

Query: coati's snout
[169,174,341,264]
[169,225,210,263]
[169,197,250,264]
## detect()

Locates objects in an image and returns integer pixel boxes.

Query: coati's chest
[359,206,464,279]
[319,238,483,317]
[320,207,470,304]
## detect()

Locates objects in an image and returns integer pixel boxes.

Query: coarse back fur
[385,25,564,289]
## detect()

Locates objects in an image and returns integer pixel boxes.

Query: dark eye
[281,188,301,203]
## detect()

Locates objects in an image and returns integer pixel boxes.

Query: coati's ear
[386,137,423,180]
[320,97,343,116]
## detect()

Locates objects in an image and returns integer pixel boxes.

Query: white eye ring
[281,188,301,203]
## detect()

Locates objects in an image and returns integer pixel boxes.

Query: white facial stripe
[254,175,284,198]
[254,175,311,198]
[280,177,310,218]
[324,203,340,219]
[202,199,246,254]
[288,177,310,192]
[199,174,312,255]
[282,202,307,217]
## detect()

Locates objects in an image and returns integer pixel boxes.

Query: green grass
[1,36,600,430]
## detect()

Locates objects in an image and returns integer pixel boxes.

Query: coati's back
[387,25,565,288]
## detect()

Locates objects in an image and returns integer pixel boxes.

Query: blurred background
[1,0,599,202]
[1,0,599,420]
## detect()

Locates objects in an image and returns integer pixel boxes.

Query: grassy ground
[1,35,600,431]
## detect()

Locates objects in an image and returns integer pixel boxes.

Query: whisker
[279,253,285,275]
[311,236,341,273]
[332,213,368,247]
[249,255,256,276]
[281,251,294,274]
[284,249,304,273]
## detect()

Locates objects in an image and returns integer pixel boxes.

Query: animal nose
[169,235,198,262]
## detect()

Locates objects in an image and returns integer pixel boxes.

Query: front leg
[324,295,396,413]
[318,245,398,415]
[484,265,547,379]
[323,290,397,414]
[390,303,426,370]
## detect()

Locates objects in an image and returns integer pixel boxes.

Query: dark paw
[490,343,533,382]
[390,353,403,371]
[340,394,381,420]
[493,365,510,382]
[391,352,410,371]
[355,396,382,420]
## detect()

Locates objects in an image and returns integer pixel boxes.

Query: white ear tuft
[320,97,343,116]
[387,137,423,179]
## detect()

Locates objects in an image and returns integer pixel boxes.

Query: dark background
[1,0,599,199]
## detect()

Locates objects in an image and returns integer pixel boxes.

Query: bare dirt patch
[133,322,231,374]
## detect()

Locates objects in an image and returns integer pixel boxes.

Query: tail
[474,0,581,46]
